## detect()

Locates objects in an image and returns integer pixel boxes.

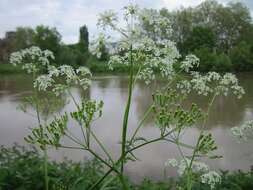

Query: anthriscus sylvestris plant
[10,46,67,190]
[10,4,246,190]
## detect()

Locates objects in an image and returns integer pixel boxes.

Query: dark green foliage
[0,145,114,190]
[58,45,89,67]
[0,64,24,74]
[213,53,232,72]
[183,26,216,54]
[0,145,253,190]
[33,25,61,57]
[194,48,233,72]
[78,25,89,53]
[135,179,173,190]
[229,41,253,71]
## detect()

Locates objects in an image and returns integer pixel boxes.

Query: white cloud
[161,0,204,10]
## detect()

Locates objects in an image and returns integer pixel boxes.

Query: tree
[33,25,61,56]
[14,27,35,50]
[78,25,89,53]
[183,26,216,54]
[229,41,253,71]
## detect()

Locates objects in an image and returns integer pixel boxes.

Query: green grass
[0,64,24,74]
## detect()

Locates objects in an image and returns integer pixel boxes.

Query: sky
[0,0,252,44]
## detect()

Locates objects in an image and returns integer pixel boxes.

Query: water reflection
[0,73,253,182]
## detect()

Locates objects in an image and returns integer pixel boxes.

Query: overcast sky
[0,0,252,44]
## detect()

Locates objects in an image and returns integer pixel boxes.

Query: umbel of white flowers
[231,120,253,141]
[165,158,221,189]
[10,46,92,96]
[90,4,245,99]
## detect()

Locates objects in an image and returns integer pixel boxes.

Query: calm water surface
[0,73,253,182]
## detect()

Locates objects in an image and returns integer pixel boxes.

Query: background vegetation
[0,145,252,190]
[1,0,253,73]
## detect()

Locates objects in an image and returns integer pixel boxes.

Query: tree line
[0,25,105,68]
[159,0,253,72]
[0,0,253,72]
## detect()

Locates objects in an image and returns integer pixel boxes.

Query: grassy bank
[0,145,252,190]
[0,64,24,74]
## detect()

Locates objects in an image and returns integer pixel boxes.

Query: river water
[0,73,253,182]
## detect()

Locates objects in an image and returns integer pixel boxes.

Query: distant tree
[78,25,89,53]
[229,41,253,71]
[33,25,61,56]
[193,48,216,71]
[14,27,35,50]
[183,26,216,54]
[213,53,232,72]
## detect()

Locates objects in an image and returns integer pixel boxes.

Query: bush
[229,41,253,71]
[193,48,217,72]
[0,145,253,190]
[213,53,233,72]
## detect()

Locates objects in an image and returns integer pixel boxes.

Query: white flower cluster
[165,158,221,189]
[200,171,222,189]
[33,65,92,95]
[10,46,54,74]
[180,54,200,72]
[89,33,108,59]
[97,10,118,29]
[93,5,183,84]
[124,4,139,18]
[34,75,54,91]
[231,120,253,141]
[177,72,245,98]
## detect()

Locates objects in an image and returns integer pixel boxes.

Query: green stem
[186,94,217,190]
[44,148,49,190]
[89,129,177,190]
[121,44,134,174]
[129,104,154,145]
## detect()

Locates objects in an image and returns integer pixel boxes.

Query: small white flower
[48,65,60,77]
[124,4,139,17]
[180,54,199,72]
[200,171,221,189]
[76,67,92,77]
[34,75,54,91]
[231,120,253,141]
[52,84,67,96]
[10,46,54,74]
[165,158,178,167]
[97,10,118,29]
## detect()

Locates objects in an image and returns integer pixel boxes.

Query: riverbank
[0,62,140,74]
[0,64,25,74]
[1,145,252,190]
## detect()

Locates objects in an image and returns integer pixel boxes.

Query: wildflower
[10,46,54,74]
[176,80,191,94]
[48,65,60,77]
[200,171,221,189]
[180,54,199,72]
[97,10,118,29]
[231,120,253,141]
[165,158,178,167]
[52,84,67,97]
[89,33,108,59]
[34,75,54,91]
[124,4,139,17]
[76,67,92,77]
